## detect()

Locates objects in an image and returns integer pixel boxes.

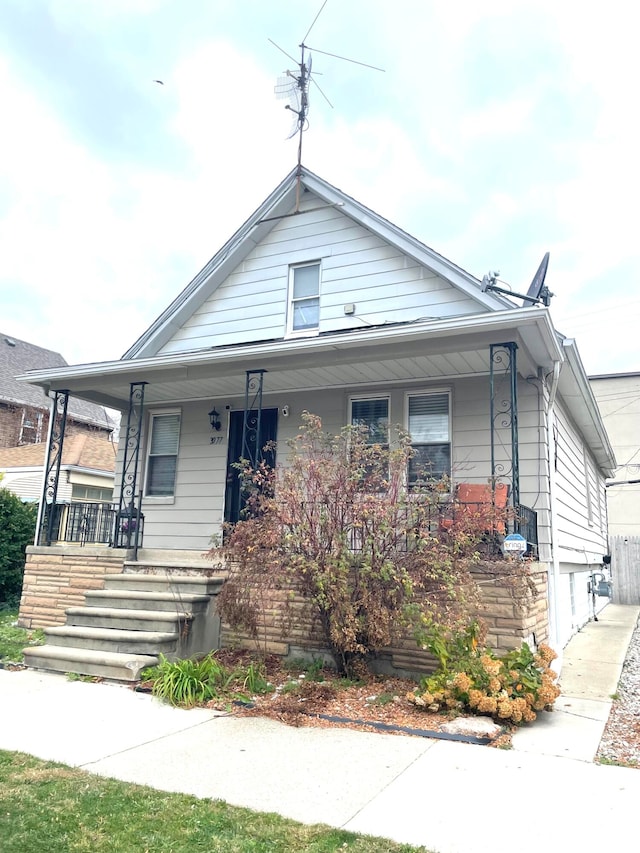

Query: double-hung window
[145,412,181,497]
[350,397,390,446]
[407,391,451,485]
[288,262,320,334]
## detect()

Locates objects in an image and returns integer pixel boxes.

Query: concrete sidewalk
[1,603,639,853]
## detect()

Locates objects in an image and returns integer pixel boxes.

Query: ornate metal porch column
[489,343,520,509]
[116,382,147,550]
[37,391,69,545]
[242,369,267,468]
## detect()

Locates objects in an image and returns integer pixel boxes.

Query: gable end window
[145,412,181,498]
[288,262,320,334]
[407,391,451,484]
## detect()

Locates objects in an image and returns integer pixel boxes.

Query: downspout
[546,360,562,649]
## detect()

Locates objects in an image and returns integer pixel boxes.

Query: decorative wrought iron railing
[513,503,538,556]
[268,498,539,560]
[39,502,144,548]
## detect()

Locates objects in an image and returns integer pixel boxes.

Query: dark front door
[224,408,278,525]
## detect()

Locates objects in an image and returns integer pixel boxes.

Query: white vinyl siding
[553,401,608,562]
[158,197,486,355]
[135,379,551,553]
[145,412,181,498]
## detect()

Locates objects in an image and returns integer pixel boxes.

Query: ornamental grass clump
[408,624,560,725]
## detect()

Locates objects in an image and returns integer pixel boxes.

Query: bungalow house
[0,433,117,544]
[16,168,615,680]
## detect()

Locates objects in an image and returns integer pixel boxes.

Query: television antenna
[270,0,384,210]
[481,252,554,307]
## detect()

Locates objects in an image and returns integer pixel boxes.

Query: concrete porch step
[66,606,192,633]
[84,588,211,613]
[44,625,178,655]
[22,645,158,681]
[105,573,224,595]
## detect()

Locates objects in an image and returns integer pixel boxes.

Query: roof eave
[558,339,617,474]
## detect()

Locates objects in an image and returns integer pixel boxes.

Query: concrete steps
[44,625,179,655]
[85,589,211,613]
[23,569,225,681]
[23,645,158,681]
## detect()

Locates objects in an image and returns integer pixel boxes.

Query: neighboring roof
[123,166,516,360]
[589,371,640,380]
[0,433,117,474]
[0,332,112,429]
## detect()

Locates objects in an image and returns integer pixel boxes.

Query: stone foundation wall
[221,560,551,675]
[18,546,129,629]
[473,561,549,651]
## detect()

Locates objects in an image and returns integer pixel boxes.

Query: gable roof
[0,433,117,474]
[0,332,113,429]
[123,167,516,360]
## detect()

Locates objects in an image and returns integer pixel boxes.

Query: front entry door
[224,408,278,525]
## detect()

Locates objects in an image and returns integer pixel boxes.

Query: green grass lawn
[0,751,429,853]
[0,610,44,663]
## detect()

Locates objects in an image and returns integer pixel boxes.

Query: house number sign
[210,436,224,445]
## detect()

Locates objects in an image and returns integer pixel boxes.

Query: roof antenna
[270,0,384,211]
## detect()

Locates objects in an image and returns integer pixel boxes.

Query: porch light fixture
[208,407,221,431]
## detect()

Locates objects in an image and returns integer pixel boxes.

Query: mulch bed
[206,649,512,747]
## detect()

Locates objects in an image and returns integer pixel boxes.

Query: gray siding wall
[553,399,608,563]
[158,197,484,356]
[134,375,550,554]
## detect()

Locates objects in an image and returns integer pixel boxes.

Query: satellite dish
[480,251,554,307]
[523,252,550,306]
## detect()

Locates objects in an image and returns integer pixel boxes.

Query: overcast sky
[1,0,638,376]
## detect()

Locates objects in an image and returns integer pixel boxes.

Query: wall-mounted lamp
[208,407,221,431]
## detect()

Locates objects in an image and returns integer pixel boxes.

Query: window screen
[146,413,180,497]
[291,264,320,331]
[351,398,389,445]
[407,393,451,482]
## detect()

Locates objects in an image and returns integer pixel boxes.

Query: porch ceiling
[19,309,561,410]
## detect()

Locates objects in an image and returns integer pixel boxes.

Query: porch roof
[17,307,615,473]
[19,308,560,407]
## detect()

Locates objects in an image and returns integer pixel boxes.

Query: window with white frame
[350,396,390,445]
[406,391,451,484]
[288,262,320,333]
[19,409,43,445]
[145,412,181,497]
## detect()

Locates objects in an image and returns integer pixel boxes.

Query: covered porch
[21,308,561,558]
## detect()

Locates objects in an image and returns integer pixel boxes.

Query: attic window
[288,262,320,334]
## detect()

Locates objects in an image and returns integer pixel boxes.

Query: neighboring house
[0,333,114,448]
[0,432,116,503]
[16,168,615,677]
[590,371,640,604]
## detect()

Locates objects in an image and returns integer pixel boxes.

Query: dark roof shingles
[0,333,111,428]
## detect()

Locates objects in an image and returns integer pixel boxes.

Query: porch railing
[275,499,539,559]
[39,502,144,548]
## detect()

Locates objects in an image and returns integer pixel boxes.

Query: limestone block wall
[221,560,551,675]
[18,546,128,629]
[472,561,550,652]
